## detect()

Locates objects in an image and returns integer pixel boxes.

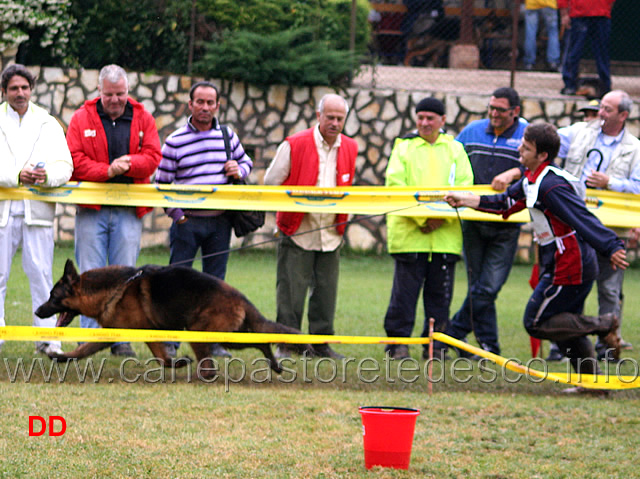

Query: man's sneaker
[562,386,609,397]
[210,343,232,358]
[36,343,64,356]
[314,344,345,360]
[620,339,633,351]
[111,343,136,357]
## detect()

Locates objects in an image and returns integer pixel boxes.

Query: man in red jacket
[66,64,162,357]
[558,0,616,95]
[264,94,357,360]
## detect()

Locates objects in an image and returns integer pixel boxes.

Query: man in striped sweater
[156,81,253,358]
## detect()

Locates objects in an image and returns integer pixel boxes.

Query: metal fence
[363,0,640,91]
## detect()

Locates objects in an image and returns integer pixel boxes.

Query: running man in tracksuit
[445,122,627,379]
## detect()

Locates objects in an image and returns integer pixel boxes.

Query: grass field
[1,246,639,478]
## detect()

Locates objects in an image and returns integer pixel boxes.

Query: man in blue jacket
[447,87,527,357]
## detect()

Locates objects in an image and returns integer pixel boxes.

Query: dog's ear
[64,259,79,281]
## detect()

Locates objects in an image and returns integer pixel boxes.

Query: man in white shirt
[0,64,73,356]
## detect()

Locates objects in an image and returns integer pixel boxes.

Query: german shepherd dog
[35,260,313,375]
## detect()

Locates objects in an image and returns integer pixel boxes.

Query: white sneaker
[36,343,64,356]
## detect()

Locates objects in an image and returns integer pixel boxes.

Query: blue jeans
[169,214,232,279]
[75,207,142,348]
[448,221,520,354]
[166,214,233,351]
[524,8,560,66]
[384,252,458,352]
[562,16,611,91]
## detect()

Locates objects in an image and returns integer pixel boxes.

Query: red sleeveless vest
[276,127,357,236]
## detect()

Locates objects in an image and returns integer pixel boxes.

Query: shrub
[195,27,356,87]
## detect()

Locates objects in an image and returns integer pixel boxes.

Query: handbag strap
[220,123,231,162]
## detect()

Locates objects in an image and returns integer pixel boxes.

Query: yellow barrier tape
[1,182,638,228]
[2,326,638,390]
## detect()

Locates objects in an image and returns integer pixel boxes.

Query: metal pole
[428,317,435,396]
[510,1,519,88]
[187,0,197,75]
[350,0,357,53]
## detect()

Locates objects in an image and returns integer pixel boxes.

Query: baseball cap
[578,99,600,113]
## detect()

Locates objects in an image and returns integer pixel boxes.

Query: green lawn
[1,246,639,478]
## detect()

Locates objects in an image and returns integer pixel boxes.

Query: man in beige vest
[559,90,640,359]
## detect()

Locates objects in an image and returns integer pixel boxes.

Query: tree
[1,0,75,64]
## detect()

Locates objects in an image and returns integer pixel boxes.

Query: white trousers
[0,215,59,348]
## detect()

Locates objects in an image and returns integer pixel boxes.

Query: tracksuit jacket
[456,117,528,186]
[477,162,624,286]
[66,96,162,218]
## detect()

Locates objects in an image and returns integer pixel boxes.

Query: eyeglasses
[487,105,515,114]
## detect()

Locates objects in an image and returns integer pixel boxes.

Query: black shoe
[314,344,345,360]
[111,343,136,357]
[423,348,451,361]
[456,348,481,360]
[210,343,232,358]
[386,345,409,360]
[545,348,567,362]
[561,87,577,95]
[547,62,560,72]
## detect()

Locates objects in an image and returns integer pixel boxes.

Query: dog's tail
[245,305,315,356]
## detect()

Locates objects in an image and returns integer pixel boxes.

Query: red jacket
[557,0,615,18]
[276,128,357,236]
[66,96,162,217]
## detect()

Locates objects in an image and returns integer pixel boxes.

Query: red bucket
[359,406,420,470]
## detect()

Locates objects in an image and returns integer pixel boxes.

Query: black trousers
[384,252,458,352]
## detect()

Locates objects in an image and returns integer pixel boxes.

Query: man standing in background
[383,97,474,360]
[0,64,73,356]
[156,81,253,359]
[264,93,357,360]
[66,64,162,357]
[447,87,528,357]
[558,0,616,95]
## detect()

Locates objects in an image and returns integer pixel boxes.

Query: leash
[453,205,482,353]
[169,204,427,267]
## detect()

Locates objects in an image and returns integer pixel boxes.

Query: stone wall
[20,66,640,254]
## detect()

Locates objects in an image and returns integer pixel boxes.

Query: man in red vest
[264,94,357,360]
